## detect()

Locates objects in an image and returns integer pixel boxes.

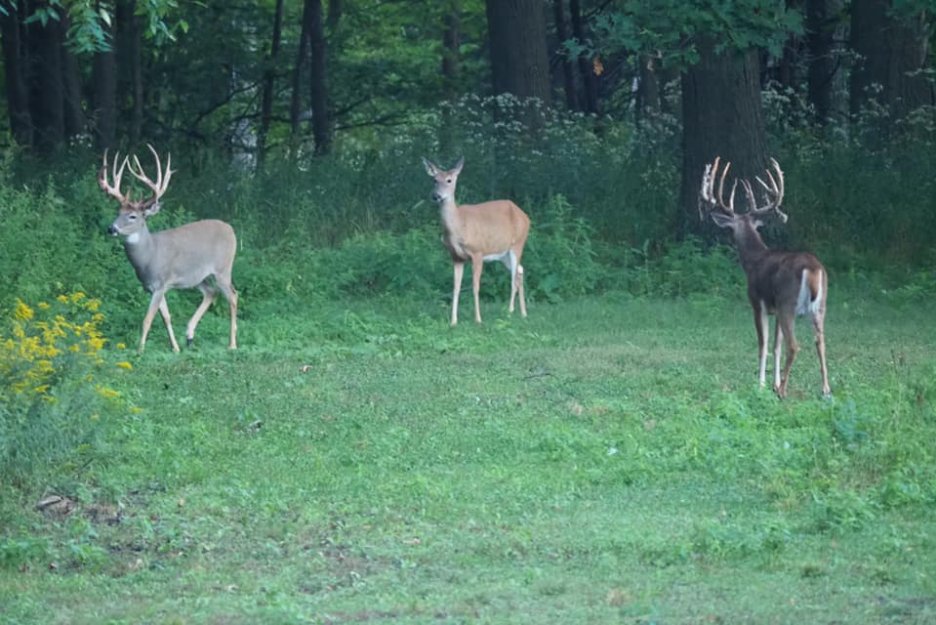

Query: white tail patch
[796,269,822,316]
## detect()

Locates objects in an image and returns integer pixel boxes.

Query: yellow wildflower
[38,302,50,310]
[14,299,33,321]
[116,343,126,350]
[116,361,133,371]
[57,295,69,304]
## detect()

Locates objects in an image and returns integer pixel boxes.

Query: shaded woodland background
[0,0,934,265]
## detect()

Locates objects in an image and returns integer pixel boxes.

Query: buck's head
[99,145,173,239]
[422,156,464,203]
[699,157,788,243]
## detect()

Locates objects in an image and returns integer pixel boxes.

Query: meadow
[2,106,936,623]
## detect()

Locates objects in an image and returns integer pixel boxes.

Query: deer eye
[128,214,138,221]
[446,179,452,183]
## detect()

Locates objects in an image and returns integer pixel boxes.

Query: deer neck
[122,226,159,287]
[733,225,770,275]
[439,195,461,231]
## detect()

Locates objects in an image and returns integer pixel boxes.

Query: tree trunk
[258,0,285,166]
[636,54,660,120]
[0,4,33,146]
[806,0,836,123]
[327,0,342,32]
[442,2,460,102]
[92,1,118,150]
[679,39,768,238]
[552,0,578,110]
[60,16,86,139]
[850,0,934,120]
[569,0,598,113]
[484,0,551,104]
[308,0,330,155]
[28,12,65,151]
[129,6,144,145]
[289,0,313,145]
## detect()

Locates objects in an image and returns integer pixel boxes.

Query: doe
[422,156,530,326]
[99,145,238,353]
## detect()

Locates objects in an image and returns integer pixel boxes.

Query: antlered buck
[99,145,238,353]
[422,157,530,326]
[699,157,830,398]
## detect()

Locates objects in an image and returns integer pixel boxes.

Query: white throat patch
[126,232,141,244]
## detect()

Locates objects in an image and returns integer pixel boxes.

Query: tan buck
[99,145,238,352]
[422,156,530,326]
[699,157,830,398]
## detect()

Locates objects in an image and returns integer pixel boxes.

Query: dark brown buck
[699,157,830,398]
[422,156,530,326]
[99,145,238,353]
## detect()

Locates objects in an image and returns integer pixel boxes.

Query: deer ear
[710,212,736,229]
[143,201,162,218]
[452,156,465,174]
[422,157,438,177]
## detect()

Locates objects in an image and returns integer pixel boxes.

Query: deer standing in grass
[422,157,530,326]
[99,146,238,353]
[699,157,830,398]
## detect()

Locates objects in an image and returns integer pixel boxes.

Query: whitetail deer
[422,156,530,326]
[99,145,238,353]
[700,157,830,398]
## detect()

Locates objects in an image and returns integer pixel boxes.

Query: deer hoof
[186,337,194,347]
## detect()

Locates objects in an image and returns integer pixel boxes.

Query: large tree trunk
[806,0,836,123]
[484,0,551,104]
[115,0,144,145]
[308,0,330,155]
[552,0,578,110]
[0,5,33,146]
[679,40,768,238]
[569,0,598,113]
[258,0,285,166]
[850,0,934,120]
[28,13,66,152]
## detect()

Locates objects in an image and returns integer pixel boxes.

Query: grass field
[2,292,935,624]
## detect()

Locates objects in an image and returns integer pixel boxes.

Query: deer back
[126,220,236,291]
[443,200,529,260]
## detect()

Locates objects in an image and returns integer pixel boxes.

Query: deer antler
[128,144,174,207]
[98,150,130,203]
[748,158,787,222]
[699,156,738,218]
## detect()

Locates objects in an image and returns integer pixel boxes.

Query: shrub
[0,294,138,486]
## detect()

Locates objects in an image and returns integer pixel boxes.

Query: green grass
[2,293,936,624]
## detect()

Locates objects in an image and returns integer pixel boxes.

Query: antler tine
[740,178,756,210]
[160,151,173,196]
[98,149,129,202]
[716,160,734,214]
[146,143,163,193]
[128,145,172,205]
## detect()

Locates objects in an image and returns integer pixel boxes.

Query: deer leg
[158,296,181,353]
[517,264,527,318]
[812,311,831,397]
[215,276,238,350]
[777,312,800,399]
[507,251,518,314]
[451,261,465,327]
[471,254,484,324]
[772,317,784,394]
[753,301,768,388]
[139,289,167,353]
[185,281,218,347]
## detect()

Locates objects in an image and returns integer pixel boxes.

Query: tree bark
[290,0,313,145]
[805,0,836,123]
[569,0,598,113]
[327,0,342,32]
[60,16,86,139]
[484,0,552,104]
[850,0,934,120]
[308,0,330,155]
[442,2,460,102]
[679,39,768,238]
[27,11,65,151]
[636,54,660,120]
[0,4,33,146]
[552,0,578,110]
[258,0,285,166]
[92,1,118,150]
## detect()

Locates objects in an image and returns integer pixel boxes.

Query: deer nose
[108,224,118,236]
[431,192,443,202]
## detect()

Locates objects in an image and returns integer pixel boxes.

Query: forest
[1,1,936,622]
